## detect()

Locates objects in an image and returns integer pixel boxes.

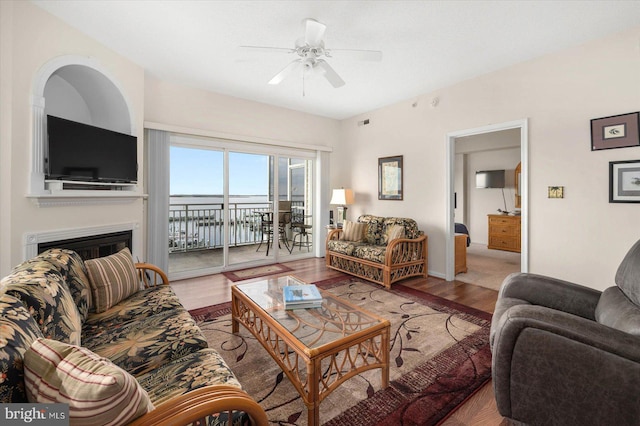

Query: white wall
[337,26,640,290]
[144,76,339,149]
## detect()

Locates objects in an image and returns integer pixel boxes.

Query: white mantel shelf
[27,192,147,207]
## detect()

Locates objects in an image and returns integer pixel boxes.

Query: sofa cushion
[136,348,242,405]
[340,220,367,242]
[595,286,640,336]
[358,215,385,245]
[383,224,405,245]
[36,248,92,321]
[83,308,208,376]
[615,238,640,307]
[86,248,140,313]
[83,285,183,332]
[383,217,420,240]
[353,244,387,264]
[24,338,153,425]
[0,294,44,403]
[1,260,82,345]
[327,239,358,256]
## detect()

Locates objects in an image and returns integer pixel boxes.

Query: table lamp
[330,188,354,227]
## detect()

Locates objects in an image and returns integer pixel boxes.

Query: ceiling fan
[240,18,382,89]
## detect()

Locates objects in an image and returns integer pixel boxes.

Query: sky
[170,146,269,195]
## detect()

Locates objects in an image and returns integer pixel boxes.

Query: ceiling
[31,1,640,120]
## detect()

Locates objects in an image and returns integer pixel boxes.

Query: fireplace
[38,230,132,261]
[24,222,139,262]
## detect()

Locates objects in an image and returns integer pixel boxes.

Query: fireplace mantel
[27,192,146,207]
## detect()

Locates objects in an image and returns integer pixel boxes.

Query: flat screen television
[46,115,138,184]
[475,169,505,188]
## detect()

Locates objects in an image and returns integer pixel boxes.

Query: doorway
[445,119,528,282]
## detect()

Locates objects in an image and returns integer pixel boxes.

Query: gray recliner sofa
[491,239,640,426]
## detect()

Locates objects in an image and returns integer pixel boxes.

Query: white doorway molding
[445,119,528,282]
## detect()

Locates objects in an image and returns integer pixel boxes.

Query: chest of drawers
[488,214,521,253]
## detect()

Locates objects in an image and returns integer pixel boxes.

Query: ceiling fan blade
[268,60,302,85]
[315,60,345,88]
[304,18,326,46]
[239,45,294,54]
[327,49,383,61]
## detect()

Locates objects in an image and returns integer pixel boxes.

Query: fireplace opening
[38,230,132,261]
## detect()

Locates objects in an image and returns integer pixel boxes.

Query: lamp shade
[330,189,354,205]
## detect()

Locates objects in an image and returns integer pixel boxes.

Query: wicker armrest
[135,262,170,288]
[127,385,268,426]
[385,234,428,264]
[326,228,343,243]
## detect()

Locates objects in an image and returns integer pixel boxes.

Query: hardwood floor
[172,257,508,425]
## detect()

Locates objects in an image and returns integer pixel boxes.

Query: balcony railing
[169,201,303,253]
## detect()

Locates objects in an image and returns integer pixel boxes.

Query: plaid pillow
[24,338,153,425]
[85,248,139,313]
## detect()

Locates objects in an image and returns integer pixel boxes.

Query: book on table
[283,283,323,310]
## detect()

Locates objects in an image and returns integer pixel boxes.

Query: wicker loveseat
[326,215,428,288]
[0,248,267,426]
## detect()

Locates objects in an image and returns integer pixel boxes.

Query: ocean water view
[169,194,304,251]
[169,146,311,250]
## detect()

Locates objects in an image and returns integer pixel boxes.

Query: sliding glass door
[228,152,275,266]
[169,145,225,276]
[167,134,316,279]
[278,157,314,260]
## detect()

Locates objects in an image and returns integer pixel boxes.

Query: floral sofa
[0,248,268,426]
[326,215,428,288]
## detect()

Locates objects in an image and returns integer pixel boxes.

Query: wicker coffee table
[231,275,390,426]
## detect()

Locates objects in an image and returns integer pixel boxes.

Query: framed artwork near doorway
[591,112,640,151]
[609,160,640,203]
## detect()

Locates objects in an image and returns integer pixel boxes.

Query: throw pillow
[24,338,154,426]
[85,248,139,313]
[384,224,405,245]
[359,215,385,245]
[340,220,367,242]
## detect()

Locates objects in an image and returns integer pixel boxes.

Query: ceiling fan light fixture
[242,17,381,90]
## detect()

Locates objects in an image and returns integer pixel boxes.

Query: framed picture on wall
[591,112,640,151]
[609,160,640,203]
[378,155,403,200]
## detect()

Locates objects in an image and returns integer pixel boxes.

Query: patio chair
[290,207,312,252]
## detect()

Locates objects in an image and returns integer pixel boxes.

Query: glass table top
[234,275,386,349]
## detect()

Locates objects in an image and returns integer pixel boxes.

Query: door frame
[445,119,529,281]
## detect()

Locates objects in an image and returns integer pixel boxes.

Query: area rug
[189,277,492,425]
[222,263,293,282]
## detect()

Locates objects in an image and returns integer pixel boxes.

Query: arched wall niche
[30,55,137,195]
